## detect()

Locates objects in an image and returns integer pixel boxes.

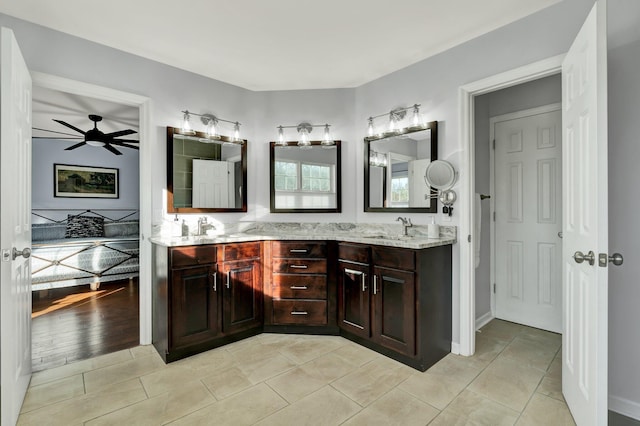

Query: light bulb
[321,124,333,146]
[412,105,423,128]
[207,119,218,139]
[298,127,311,149]
[277,126,286,145]
[181,111,195,135]
[388,112,397,132]
[367,118,374,137]
[233,122,241,143]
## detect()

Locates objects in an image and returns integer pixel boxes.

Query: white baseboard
[451,342,460,355]
[475,311,494,331]
[609,395,640,421]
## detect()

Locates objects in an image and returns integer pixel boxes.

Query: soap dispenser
[428,217,440,239]
[181,219,189,237]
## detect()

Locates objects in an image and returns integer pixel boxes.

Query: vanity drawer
[272,241,326,258]
[222,242,260,261]
[338,243,370,264]
[272,300,327,325]
[272,259,327,274]
[373,246,416,271]
[171,245,216,267]
[272,274,327,299]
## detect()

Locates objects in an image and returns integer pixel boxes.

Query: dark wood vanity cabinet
[153,242,263,362]
[265,241,337,330]
[338,242,452,371]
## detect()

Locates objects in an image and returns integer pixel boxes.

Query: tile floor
[18,319,574,425]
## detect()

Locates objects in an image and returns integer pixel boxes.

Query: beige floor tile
[266,367,327,403]
[331,357,412,406]
[130,344,158,359]
[332,342,381,367]
[237,353,297,384]
[473,333,510,365]
[516,393,576,426]
[467,356,545,412]
[29,349,133,386]
[277,336,344,364]
[519,327,562,350]
[255,386,361,426]
[86,380,215,425]
[83,352,166,393]
[172,345,235,374]
[201,366,253,400]
[227,341,284,365]
[20,374,85,413]
[168,383,287,426]
[399,371,468,410]
[299,352,359,383]
[140,363,210,398]
[498,336,558,372]
[17,378,147,426]
[435,389,519,426]
[479,319,526,341]
[546,354,562,380]
[536,376,564,402]
[342,388,439,426]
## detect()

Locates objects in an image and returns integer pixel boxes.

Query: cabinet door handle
[290,286,308,290]
[290,264,308,269]
[373,275,378,295]
[212,272,217,291]
[362,273,367,292]
[289,249,308,254]
[291,311,308,315]
[226,271,231,289]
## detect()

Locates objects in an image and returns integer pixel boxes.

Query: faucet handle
[406,218,412,226]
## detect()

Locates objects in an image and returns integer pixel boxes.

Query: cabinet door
[338,262,370,338]
[171,265,220,349]
[221,259,263,334]
[372,266,416,356]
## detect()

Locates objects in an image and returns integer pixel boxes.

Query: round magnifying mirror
[425,160,457,190]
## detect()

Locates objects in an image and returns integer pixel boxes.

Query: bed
[31,210,139,291]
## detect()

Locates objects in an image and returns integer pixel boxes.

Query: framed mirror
[270,141,342,213]
[364,121,438,213]
[166,126,247,213]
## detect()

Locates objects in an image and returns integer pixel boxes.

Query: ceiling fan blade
[53,119,86,135]
[110,141,139,150]
[111,138,139,143]
[105,129,137,138]
[65,141,87,151]
[33,136,83,140]
[103,144,123,155]
[33,127,82,137]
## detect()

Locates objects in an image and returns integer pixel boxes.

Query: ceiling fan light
[86,140,105,147]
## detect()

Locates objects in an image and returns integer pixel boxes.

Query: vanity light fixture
[365,104,426,141]
[180,110,243,144]
[275,122,335,149]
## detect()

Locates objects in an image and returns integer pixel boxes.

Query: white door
[494,107,562,333]
[0,27,33,425]
[562,2,608,425]
[192,159,229,208]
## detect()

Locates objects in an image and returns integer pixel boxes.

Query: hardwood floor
[31,278,139,372]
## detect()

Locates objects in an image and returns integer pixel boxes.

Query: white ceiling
[1,0,560,91]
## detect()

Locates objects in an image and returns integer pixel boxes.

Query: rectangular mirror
[167,126,247,213]
[270,141,341,213]
[364,121,437,212]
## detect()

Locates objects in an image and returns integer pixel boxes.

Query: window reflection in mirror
[167,127,247,213]
[364,121,437,213]
[270,141,341,213]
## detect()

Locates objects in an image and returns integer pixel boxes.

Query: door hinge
[493,212,496,222]
[493,283,496,293]
[493,139,496,150]
[467,235,471,243]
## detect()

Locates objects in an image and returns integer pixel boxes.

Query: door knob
[573,250,595,266]
[558,231,563,239]
[12,247,31,260]
[608,253,624,266]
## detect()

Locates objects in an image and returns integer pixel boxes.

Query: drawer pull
[226,271,231,289]
[290,286,308,290]
[212,272,217,291]
[362,273,367,292]
[290,249,308,254]
[373,275,378,295]
[291,311,308,315]
[290,264,308,269]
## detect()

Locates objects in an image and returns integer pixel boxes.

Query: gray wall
[3,0,639,416]
[474,75,562,324]
[607,0,640,418]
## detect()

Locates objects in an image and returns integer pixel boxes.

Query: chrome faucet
[396,217,413,236]
[197,217,216,236]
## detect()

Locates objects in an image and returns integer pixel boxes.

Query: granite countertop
[150,222,457,250]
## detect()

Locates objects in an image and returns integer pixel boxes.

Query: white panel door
[0,27,32,425]
[494,108,562,333]
[192,159,229,208]
[562,2,608,425]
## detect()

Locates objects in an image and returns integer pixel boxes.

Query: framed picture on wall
[54,164,119,198]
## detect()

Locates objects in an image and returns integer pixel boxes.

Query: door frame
[457,54,564,356]
[30,72,153,344]
[489,103,562,329]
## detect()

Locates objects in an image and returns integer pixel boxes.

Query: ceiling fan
[33,114,139,155]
